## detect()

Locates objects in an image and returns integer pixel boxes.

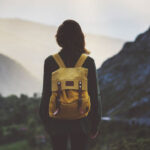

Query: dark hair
[55,19,90,54]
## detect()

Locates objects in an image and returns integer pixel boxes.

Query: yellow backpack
[49,53,91,120]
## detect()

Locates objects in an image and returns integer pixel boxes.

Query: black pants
[50,130,89,150]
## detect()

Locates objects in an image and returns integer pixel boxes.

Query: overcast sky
[0,0,150,40]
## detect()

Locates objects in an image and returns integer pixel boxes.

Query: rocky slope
[98,28,150,119]
[0,53,41,96]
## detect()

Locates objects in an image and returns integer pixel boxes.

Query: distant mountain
[0,18,124,81]
[98,28,150,119]
[0,53,41,96]
[0,18,58,81]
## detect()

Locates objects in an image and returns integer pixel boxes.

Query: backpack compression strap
[74,54,88,67]
[53,53,66,68]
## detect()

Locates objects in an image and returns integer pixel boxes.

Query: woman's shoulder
[86,55,95,62]
[44,55,54,62]
[84,55,96,67]
[44,54,56,65]
[43,55,59,72]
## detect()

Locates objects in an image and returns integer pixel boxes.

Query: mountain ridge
[0,53,41,96]
[0,18,124,80]
[98,27,150,119]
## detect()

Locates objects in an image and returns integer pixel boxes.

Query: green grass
[0,140,29,150]
[0,140,52,150]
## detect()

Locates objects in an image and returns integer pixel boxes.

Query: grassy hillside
[0,94,149,150]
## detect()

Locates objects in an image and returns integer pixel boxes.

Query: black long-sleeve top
[39,49,102,136]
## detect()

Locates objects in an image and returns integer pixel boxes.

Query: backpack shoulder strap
[52,53,66,68]
[75,54,88,67]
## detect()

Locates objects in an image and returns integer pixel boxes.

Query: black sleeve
[88,58,102,134]
[39,58,52,126]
